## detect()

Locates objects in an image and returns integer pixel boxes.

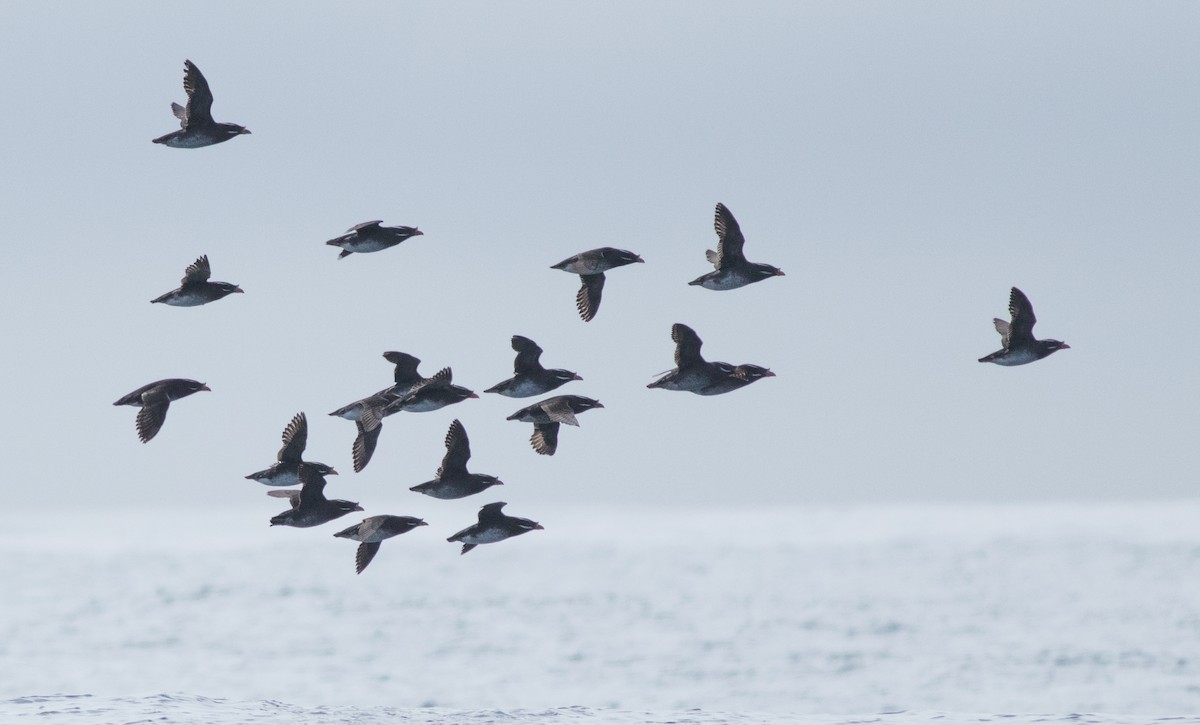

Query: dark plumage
[245,412,338,486]
[646,323,731,393]
[113,378,210,443]
[343,367,476,473]
[152,60,250,148]
[647,323,775,395]
[978,287,1071,366]
[551,247,644,321]
[329,351,425,421]
[268,468,362,528]
[446,502,543,555]
[381,367,477,414]
[689,203,784,290]
[150,255,243,306]
[696,364,776,396]
[410,419,504,499]
[484,335,582,398]
[326,221,423,259]
[334,515,428,574]
[506,395,603,456]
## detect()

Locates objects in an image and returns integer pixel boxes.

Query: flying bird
[484,335,581,398]
[245,412,338,486]
[506,395,603,456]
[334,515,428,574]
[268,467,363,528]
[326,221,423,259]
[381,367,477,414]
[689,203,784,290]
[551,247,644,321]
[150,255,243,306]
[410,419,504,499]
[346,368,477,472]
[329,351,426,421]
[647,323,775,395]
[978,287,1070,366]
[152,60,250,148]
[447,502,543,555]
[113,378,210,443]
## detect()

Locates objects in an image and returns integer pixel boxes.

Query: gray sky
[2,1,1198,514]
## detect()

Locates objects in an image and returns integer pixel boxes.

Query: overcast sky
[1,1,1198,517]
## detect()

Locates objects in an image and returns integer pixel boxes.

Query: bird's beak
[233,286,244,294]
[328,468,339,475]
[635,257,645,263]
[240,129,252,135]
[468,393,479,399]
[1060,343,1071,349]
[354,505,365,512]
[774,270,786,276]
[199,384,212,392]
[762,369,776,377]
[418,520,429,526]
[533,523,545,530]
[413,230,424,236]
[572,374,583,381]
[593,402,605,408]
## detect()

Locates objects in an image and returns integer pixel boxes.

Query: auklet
[329,351,426,421]
[689,203,784,290]
[410,419,504,499]
[550,247,644,321]
[340,368,476,473]
[381,367,478,414]
[268,468,362,528]
[245,412,338,486]
[326,221,423,259]
[334,515,428,574]
[152,60,250,148]
[113,378,210,443]
[484,335,582,398]
[978,287,1071,366]
[646,323,731,393]
[506,395,603,456]
[697,363,776,396]
[446,502,543,555]
[150,255,243,306]
[647,324,776,395]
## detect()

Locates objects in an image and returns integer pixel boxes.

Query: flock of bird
[115,60,1070,574]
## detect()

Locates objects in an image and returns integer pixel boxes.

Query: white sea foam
[2,502,1199,723]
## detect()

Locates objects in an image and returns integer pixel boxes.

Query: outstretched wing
[438,419,471,477]
[267,488,302,509]
[993,318,1012,349]
[383,351,423,386]
[136,390,170,443]
[576,273,605,322]
[530,423,560,455]
[712,203,746,267]
[1007,287,1038,343]
[511,335,544,374]
[182,60,215,126]
[352,409,382,473]
[297,466,329,505]
[671,323,704,367]
[277,412,308,463]
[355,542,381,574]
[181,254,211,285]
[349,220,384,233]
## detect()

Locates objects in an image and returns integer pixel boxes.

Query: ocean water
[3,502,1199,724]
